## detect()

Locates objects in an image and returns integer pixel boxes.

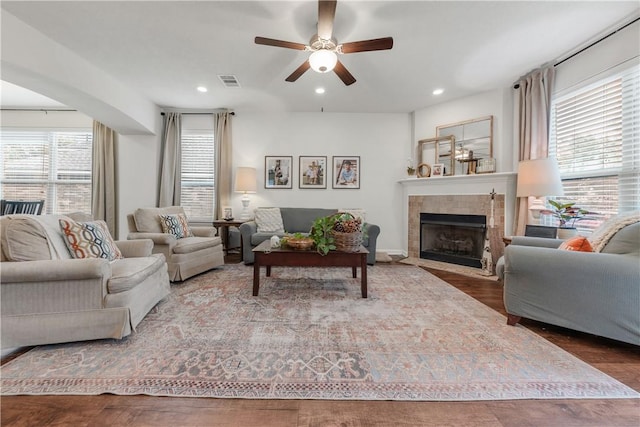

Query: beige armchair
[127,206,224,281]
[1,214,170,349]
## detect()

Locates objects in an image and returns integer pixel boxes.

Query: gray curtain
[514,66,555,235]
[214,112,233,220]
[158,112,182,207]
[91,120,118,236]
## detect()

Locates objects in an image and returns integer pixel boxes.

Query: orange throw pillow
[558,236,594,252]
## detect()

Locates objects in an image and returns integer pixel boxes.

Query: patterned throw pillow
[59,219,123,261]
[254,208,284,233]
[159,213,193,239]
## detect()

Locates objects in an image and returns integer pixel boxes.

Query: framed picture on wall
[332,156,360,189]
[265,156,293,189]
[299,156,327,189]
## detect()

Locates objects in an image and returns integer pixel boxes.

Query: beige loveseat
[0,214,170,349]
[127,206,224,281]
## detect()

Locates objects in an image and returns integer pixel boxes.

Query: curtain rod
[160,111,235,116]
[1,108,77,112]
[513,16,639,89]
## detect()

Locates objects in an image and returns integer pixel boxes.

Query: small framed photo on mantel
[299,156,327,189]
[431,163,445,177]
[332,156,360,189]
[265,156,293,189]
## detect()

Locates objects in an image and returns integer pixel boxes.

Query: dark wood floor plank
[2,257,638,427]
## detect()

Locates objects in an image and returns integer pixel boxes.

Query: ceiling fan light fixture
[309,49,337,73]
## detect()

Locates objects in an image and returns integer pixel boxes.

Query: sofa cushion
[173,236,222,254]
[2,215,72,261]
[108,255,166,294]
[59,218,123,261]
[558,236,593,252]
[280,208,337,233]
[134,206,185,233]
[159,213,193,238]
[254,207,284,233]
[339,208,366,222]
[600,221,640,256]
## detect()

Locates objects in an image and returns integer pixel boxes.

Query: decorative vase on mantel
[557,227,578,239]
[407,167,416,177]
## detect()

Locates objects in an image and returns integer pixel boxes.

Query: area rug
[2,264,637,401]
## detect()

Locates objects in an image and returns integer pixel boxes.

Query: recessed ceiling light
[432,88,444,95]
[196,86,208,93]
[315,87,326,94]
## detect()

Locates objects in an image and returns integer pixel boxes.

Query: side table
[213,219,247,255]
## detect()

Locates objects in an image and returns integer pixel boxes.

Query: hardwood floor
[2,256,639,427]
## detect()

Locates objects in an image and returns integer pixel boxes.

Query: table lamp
[235,167,257,220]
[516,157,564,223]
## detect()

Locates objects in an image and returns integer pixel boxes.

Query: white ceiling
[1,1,638,113]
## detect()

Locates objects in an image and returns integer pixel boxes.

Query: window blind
[180,131,215,222]
[0,130,92,214]
[549,64,639,233]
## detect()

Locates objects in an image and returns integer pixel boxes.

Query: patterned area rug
[2,264,638,401]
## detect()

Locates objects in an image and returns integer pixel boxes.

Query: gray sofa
[127,206,224,282]
[497,219,640,345]
[239,207,380,265]
[1,214,170,349]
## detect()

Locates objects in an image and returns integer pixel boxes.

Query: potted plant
[407,158,416,176]
[310,215,337,255]
[540,200,594,238]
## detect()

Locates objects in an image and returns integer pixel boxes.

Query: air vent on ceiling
[218,75,241,88]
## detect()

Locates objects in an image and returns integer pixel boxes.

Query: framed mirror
[418,135,455,177]
[436,115,493,175]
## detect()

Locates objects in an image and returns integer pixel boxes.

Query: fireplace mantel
[398,172,517,187]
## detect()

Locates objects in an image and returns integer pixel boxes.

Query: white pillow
[254,208,285,233]
[339,208,366,223]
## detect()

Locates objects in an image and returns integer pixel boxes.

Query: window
[0,130,92,214]
[180,130,215,221]
[548,64,639,233]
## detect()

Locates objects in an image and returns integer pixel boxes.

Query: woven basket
[285,238,314,250]
[331,230,363,252]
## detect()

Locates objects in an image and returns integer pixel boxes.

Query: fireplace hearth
[420,213,486,268]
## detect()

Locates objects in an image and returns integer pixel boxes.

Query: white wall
[232,112,411,254]
[413,88,515,173]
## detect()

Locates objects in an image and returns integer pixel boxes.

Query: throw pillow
[59,219,123,261]
[558,236,594,252]
[159,213,193,239]
[254,207,285,233]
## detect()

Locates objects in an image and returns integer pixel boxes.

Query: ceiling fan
[255,0,393,86]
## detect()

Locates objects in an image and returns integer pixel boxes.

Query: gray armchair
[498,219,640,345]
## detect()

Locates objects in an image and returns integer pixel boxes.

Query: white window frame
[0,129,93,214]
[548,63,639,233]
[180,129,215,222]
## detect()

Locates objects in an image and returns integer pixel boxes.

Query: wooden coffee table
[252,240,369,298]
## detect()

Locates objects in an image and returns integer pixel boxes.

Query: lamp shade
[234,167,257,193]
[516,157,565,197]
[309,49,337,73]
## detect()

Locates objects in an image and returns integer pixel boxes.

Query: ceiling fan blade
[254,36,307,50]
[334,60,356,86]
[285,61,311,82]
[317,0,337,40]
[340,37,394,54]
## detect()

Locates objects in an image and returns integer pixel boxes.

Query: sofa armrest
[239,221,258,264]
[191,226,216,237]
[511,236,563,249]
[1,259,111,316]
[363,223,381,265]
[115,239,153,257]
[1,258,111,283]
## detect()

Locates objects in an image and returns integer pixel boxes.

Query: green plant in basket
[310,215,337,255]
